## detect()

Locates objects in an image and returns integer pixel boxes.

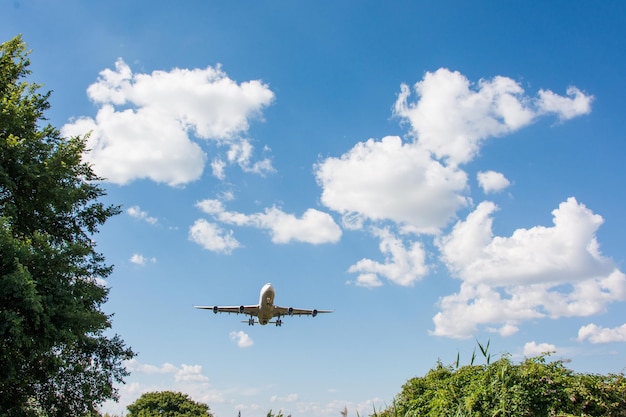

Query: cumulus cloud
[314,69,594,289]
[130,253,156,265]
[439,198,614,286]
[229,330,254,348]
[127,205,158,224]
[102,360,223,416]
[226,139,275,176]
[577,323,626,344]
[315,136,469,234]
[195,199,342,245]
[432,282,542,338]
[189,219,241,254]
[348,228,428,287]
[536,87,593,120]
[393,68,593,165]
[255,207,342,244]
[348,273,383,288]
[174,364,210,383]
[125,359,178,374]
[62,59,274,185]
[432,198,626,338]
[477,171,511,194]
[523,341,557,357]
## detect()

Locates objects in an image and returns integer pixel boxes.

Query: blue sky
[3,1,626,416]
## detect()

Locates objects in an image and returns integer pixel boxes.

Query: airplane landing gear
[275,318,282,327]
[248,317,254,326]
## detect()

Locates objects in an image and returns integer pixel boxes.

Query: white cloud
[175,364,210,383]
[101,360,224,416]
[348,228,428,287]
[577,323,626,344]
[393,68,593,165]
[439,198,614,286]
[431,282,543,338]
[129,253,157,265]
[64,104,206,186]
[315,69,593,289]
[435,201,499,280]
[523,341,557,357]
[129,253,144,265]
[229,330,254,348]
[315,136,469,234]
[127,205,158,224]
[294,397,385,417]
[124,361,209,383]
[196,199,342,245]
[211,158,227,180]
[226,139,275,176]
[125,359,178,374]
[196,199,226,215]
[255,207,342,244]
[536,87,593,120]
[270,393,299,403]
[349,273,383,288]
[497,323,519,336]
[189,219,241,254]
[62,58,274,186]
[477,171,511,194]
[432,198,626,338]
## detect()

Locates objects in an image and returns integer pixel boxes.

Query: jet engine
[288,307,294,316]
[239,305,245,314]
[213,306,218,314]
[312,309,318,317]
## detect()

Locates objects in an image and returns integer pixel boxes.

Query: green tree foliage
[126,391,213,417]
[380,352,626,417]
[0,35,135,416]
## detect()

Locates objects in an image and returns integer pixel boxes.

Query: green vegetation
[0,35,134,416]
[126,391,213,417]
[377,342,626,417]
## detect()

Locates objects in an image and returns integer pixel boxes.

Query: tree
[126,391,213,417]
[0,35,135,416]
[380,349,626,417]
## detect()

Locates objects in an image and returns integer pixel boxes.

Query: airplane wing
[194,305,259,316]
[273,305,333,317]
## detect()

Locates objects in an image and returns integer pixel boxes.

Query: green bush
[380,349,625,417]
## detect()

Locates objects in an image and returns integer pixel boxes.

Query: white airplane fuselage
[257,283,275,325]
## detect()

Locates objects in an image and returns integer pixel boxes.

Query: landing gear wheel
[276,319,282,327]
[248,318,254,326]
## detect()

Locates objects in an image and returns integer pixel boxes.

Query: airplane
[194,283,333,326]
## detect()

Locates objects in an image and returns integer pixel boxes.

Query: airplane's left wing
[273,306,333,317]
[194,305,259,316]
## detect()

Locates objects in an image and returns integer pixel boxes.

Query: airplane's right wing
[194,305,259,316]
[273,306,333,317]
